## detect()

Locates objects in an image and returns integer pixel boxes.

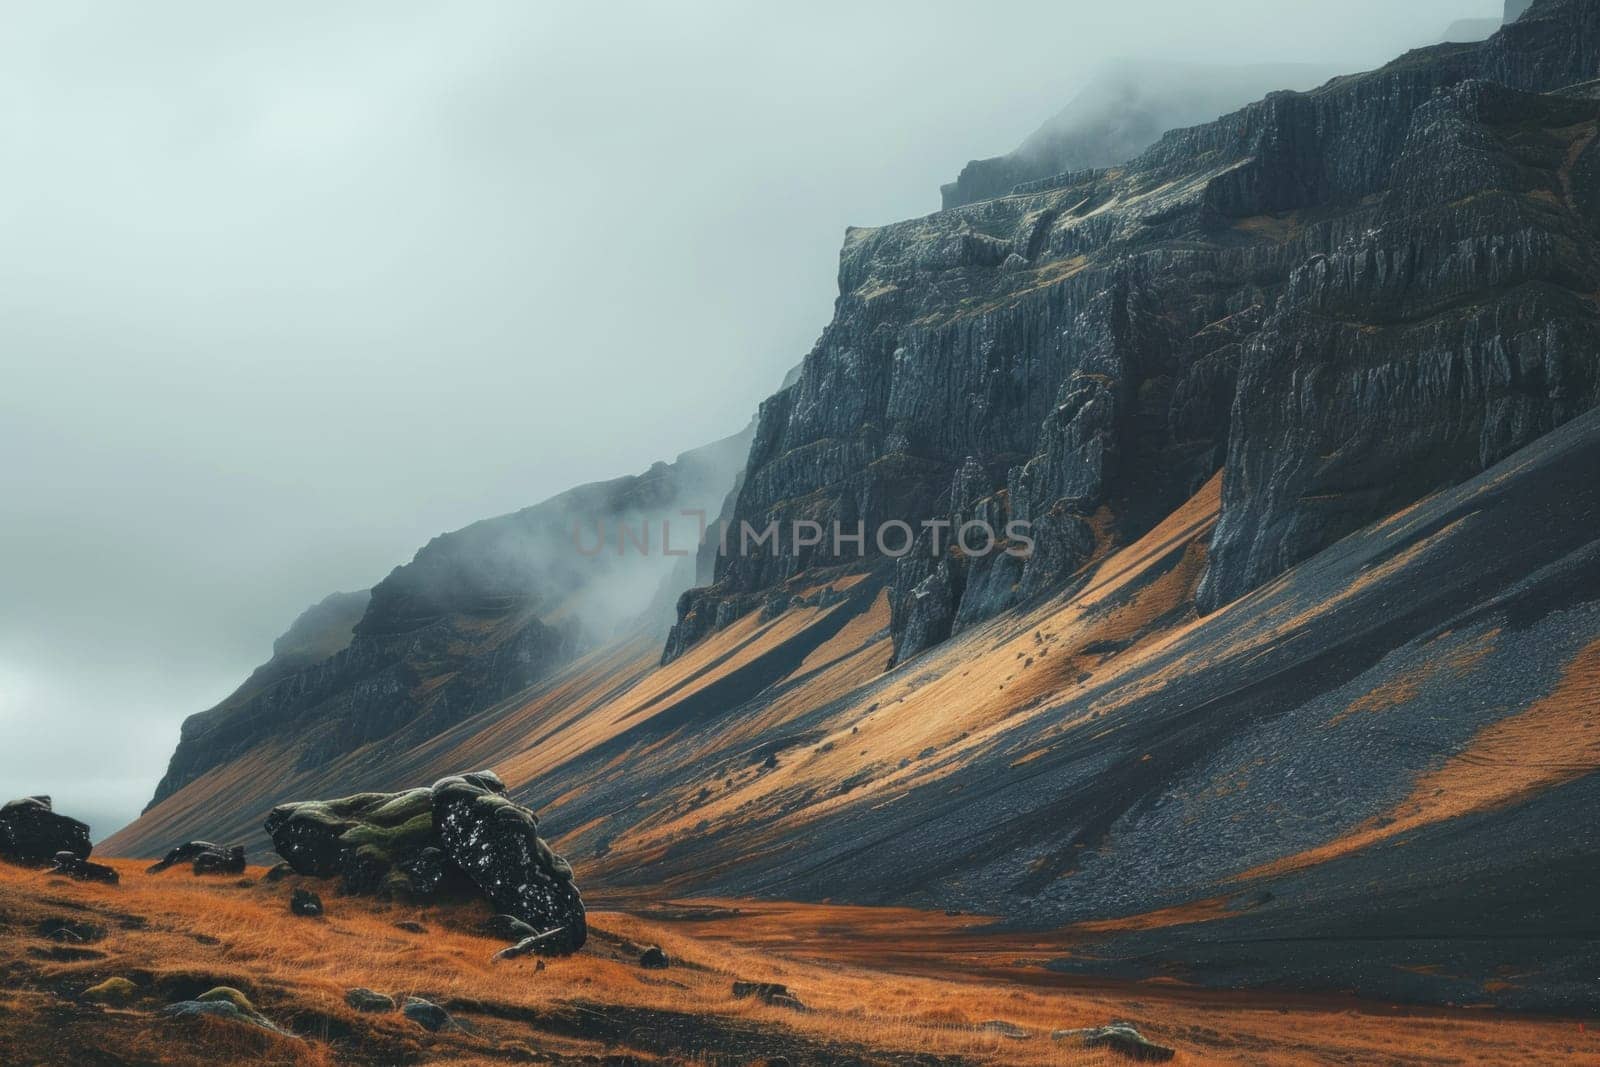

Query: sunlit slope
[105,409,1600,1008]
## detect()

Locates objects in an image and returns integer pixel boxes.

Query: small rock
[345,988,395,1013]
[49,851,119,884]
[38,918,105,943]
[977,1020,1030,1040]
[731,981,805,1011]
[160,999,294,1038]
[483,913,538,942]
[402,996,454,1031]
[83,977,138,1003]
[289,888,323,917]
[262,861,293,882]
[147,841,245,876]
[638,945,669,970]
[394,920,427,934]
[194,846,247,876]
[29,945,106,962]
[1052,1024,1175,1062]
[196,987,255,1013]
[494,927,569,961]
[162,1000,248,1023]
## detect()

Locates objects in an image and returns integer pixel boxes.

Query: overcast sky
[0,0,1496,838]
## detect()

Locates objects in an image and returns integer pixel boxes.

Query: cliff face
[941,62,1341,210]
[667,0,1600,666]
[143,428,750,812]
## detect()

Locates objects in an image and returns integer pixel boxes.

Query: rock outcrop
[667,0,1600,664]
[49,851,119,884]
[0,797,92,866]
[265,770,585,952]
[147,841,246,876]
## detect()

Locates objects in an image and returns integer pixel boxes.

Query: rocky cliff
[667,0,1600,667]
[142,428,750,812]
[941,62,1341,210]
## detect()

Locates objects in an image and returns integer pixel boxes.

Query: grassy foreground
[1,859,1594,1065]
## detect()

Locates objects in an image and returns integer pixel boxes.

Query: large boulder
[431,775,586,953]
[263,770,585,953]
[264,786,463,897]
[0,797,92,865]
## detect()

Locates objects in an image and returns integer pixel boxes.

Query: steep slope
[669,0,1600,666]
[110,0,1600,1012]
[130,427,750,819]
[114,405,1600,1009]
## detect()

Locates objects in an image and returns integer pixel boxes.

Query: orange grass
[1242,637,1600,881]
[3,861,1594,1067]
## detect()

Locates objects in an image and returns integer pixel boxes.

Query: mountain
[107,0,1600,1012]
[939,62,1343,210]
[672,0,1600,668]
[128,426,750,821]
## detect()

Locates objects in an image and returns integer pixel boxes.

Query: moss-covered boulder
[195,987,255,1013]
[263,769,584,953]
[83,977,138,1003]
[264,786,465,896]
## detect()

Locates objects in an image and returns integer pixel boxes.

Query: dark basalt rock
[483,914,538,943]
[638,945,669,969]
[401,996,454,1032]
[432,775,586,953]
[264,771,584,952]
[1052,1024,1176,1062]
[345,988,395,1013]
[38,918,106,943]
[161,988,295,1038]
[147,841,245,876]
[289,888,323,917]
[49,851,119,884]
[492,928,571,961]
[0,797,92,865]
[731,981,805,1011]
[265,786,449,896]
[194,847,246,875]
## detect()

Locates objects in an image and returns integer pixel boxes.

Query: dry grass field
[2,860,1595,1066]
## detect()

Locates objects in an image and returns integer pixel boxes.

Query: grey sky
[0,0,1497,838]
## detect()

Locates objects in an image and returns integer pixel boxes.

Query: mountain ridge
[104,0,1600,1013]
